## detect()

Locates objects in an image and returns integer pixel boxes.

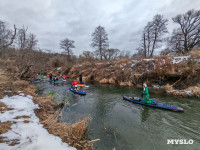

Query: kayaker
[49,73,52,81]
[62,74,66,80]
[54,76,58,84]
[33,76,37,81]
[72,79,79,91]
[142,83,154,104]
[79,74,83,84]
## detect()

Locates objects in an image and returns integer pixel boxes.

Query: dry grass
[186,84,200,98]
[0,122,12,134]
[15,116,30,119]
[23,120,30,123]
[13,80,29,89]
[0,102,13,112]
[189,48,200,57]
[34,96,93,150]
[165,84,174,91]
[153,57,174,75]
[99,78,109,84]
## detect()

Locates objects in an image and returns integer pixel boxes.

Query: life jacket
[72,81,78,86]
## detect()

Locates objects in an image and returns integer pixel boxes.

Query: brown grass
[186,84,200,98]
[34,96,93,150]
[23,120,30,123]
[15,116,30,119]
[153,57,174,75]
[13,80,29,89]
[165,84,174,91]
[0,122,12,134]
[0,102,13,112]
[189,48,200,57]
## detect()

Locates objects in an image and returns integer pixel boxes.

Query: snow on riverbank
[0,93,76,150]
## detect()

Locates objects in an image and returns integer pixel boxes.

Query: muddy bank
[0,62,93,150]
[68,54,200,98]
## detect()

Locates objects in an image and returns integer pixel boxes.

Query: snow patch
[57,67,62,71]
[172,56,190,64]
[0,95,76,150]
[4,90,12,93]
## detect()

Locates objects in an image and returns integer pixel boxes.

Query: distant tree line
[1,8,199,67]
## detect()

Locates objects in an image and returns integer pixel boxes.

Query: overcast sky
[0,0,200,55]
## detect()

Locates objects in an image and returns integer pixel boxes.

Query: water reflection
[141,107,150,122]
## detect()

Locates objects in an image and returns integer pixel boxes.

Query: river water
[35,78,200,150]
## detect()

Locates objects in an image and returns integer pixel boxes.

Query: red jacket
[72,81,78,86]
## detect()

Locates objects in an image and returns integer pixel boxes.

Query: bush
[48,56,67,68]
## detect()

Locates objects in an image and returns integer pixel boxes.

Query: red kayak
[78,84,89,88]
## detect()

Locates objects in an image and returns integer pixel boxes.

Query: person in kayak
[33,76,37,81]
[79,74,83,84]
[142,83,154,104]
[49,73,53,81]
[72,79,79,91]
[54,76,58,84]
[62,74,66,80]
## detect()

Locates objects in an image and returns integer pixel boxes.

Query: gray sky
[0,0,200,55]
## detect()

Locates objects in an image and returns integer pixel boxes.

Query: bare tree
[137,14,168,57]
[79,51,95,62]
[103,48,120,60]
[27,33,38,50]
[17,26,28,49]
[91,25,109,60]
[119,50,131,59]
[0,20,17,49]
[170,9,200,54]
[60,38,75,58]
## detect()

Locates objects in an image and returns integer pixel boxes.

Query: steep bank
[68,52,200,98]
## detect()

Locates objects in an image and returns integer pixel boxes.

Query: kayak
[123,96,184,112]
[78,84,89,88]
[69,87,86,95]
[54,80,58,84]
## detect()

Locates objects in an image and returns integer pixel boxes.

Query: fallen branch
[89,139,100,143]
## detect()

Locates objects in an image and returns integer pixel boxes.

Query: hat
[143,83,147,87]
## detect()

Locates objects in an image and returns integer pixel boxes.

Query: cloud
[0,0,199,55]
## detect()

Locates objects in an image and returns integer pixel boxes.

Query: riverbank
[0,64,93,150]
[68,50,200,98]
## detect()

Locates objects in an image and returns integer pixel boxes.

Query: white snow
[57,67,62,71]
[166,90,193,96]
[143,58,154,62]
[172,56,190,64]
[4,90,12,93]
[0,94,76,150]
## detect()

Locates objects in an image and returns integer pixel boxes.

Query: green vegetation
[43,92,56,103]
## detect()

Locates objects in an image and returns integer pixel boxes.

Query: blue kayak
[123,96,184,112]
[69,87,86,95]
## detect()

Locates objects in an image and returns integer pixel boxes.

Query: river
[35,78,200,150]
